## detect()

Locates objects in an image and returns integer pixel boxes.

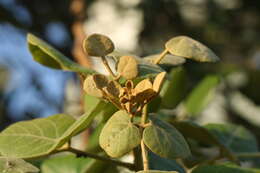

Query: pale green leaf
[27,33,95,75]
[143,116,191,159]
[41,154,94,173]
[165,36,219,62]
[160,67,187,109]
[0,102,106,159]
[99,110,141,158]
[0,157,39,173]
[143,54,186,66]
[185,75,220,116]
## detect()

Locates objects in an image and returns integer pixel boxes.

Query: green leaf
[137,59,165,79]
[0,157,39,173]
[185,75,220,116]
[0,114,75,158]
[165,36,219,62]
[83,33,114,57]
[204,123,258,153]
[41,154,97,173]
[43,153,119,173]
[27,33,95,75]
[143,116,191,159]
[160,67,188,109]
[172,121,218,146]
[137,171,178,173]
[148,151,185,173]
[0,102,106,159]
[99,110,141,158]
[192,163,260,173]
[143,54,186,66]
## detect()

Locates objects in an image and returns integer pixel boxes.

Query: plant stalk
[101,56,117,78]
[153,49,168,64]
[63,147,135,170]
[140,105,149,171]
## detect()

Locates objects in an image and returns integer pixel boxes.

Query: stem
[236,152,260,158]
[141,140,149,170]
[63,147,135,170]
[101,56,117,78]
[141,104,148,125]
[140,105,149,170]
[153,49,168,64]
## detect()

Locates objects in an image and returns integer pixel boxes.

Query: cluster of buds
[82,33,166,115]
[84,72,166,115]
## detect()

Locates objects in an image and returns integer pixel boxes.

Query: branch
[64,147,135,170]
[140,105,149,171]
[153,49,168,64]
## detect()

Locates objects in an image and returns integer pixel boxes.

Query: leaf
[99,110,141,158]
[135,79,153,94]
[153,72,166,93]
[0,157,39,173]
[192,163,260,173]
[83,33,114,57]
[143,54,186,66]
[83,75,104,98]
[137,171,178,173]
[41,154,95,173]
[165,36,219,62]
[27,34,95,75]
[173,121,218,146]
[160,67,188,109]
[137,58,165,79]
[0,114,75,158]
[185,75,220,116]
[148,151,185,173]
[204,123,258,153]
[117,56,138,80]
[143,116,191,159]
[0,102,106,159]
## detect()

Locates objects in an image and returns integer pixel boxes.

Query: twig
[140,105,149,170]
[64,147,135,170]
[101,56,117,78]
[153,49,168,64]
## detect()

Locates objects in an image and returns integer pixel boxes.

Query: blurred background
[0,0,260,153]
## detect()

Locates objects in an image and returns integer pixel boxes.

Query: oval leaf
[185,75,220,116]
[0,157,39,173]
[165,36,219,62]
[160,67,188,109]
[83,75,104,98]
[137,59,165,79]
[27,33,95,75]
[143,116,191,159]
[0,102,106,159]
[99,110,141,158]
[41,154,93,173]
[144,54,186,66]
[0,114,75,158]
[83,33,114,57]
[117,56,138,80]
